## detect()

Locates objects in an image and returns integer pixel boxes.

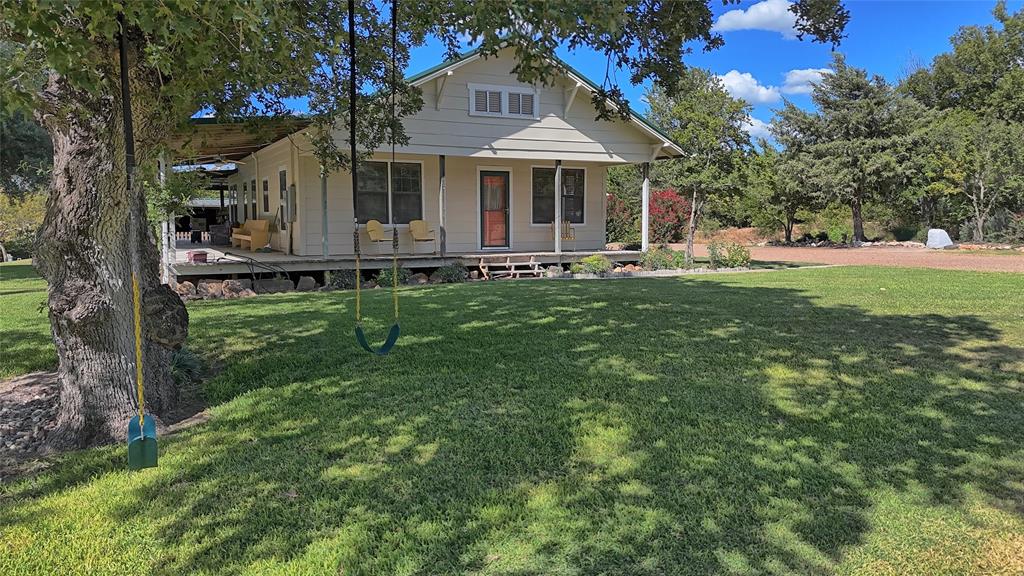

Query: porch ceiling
[170,117,310,165]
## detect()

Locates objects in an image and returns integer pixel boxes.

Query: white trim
[528,164,587,227]
[355,158,426,225]
[564,82,582,117]
[467,82,541,120]
[476,165,513,250]
[435,71,453,110]
[411,54,483,86]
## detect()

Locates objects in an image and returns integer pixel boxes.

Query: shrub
[708,241,751,268]
[327,269,358,289]
[433,263,469,283]
[640,246,676,271]
[569,262,584,274]
[376,265,411,287]
[170,347,205,391]
[578,254,613,274]
[606,193,640,244]
[890,225,920,242]
[649,188,691,244]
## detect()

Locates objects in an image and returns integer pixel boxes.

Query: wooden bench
[478,256,543,280]
[230,219,269,251]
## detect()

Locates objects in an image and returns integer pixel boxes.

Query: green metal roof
[404,44,683,156]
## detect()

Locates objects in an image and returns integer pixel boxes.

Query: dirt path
[684,244,1024,273]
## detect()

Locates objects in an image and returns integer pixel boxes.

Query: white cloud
[712,0,797,39]
[743,117,773,141]
[718,70,781,105]
[781,68,831,94]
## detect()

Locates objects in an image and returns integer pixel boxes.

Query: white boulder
[926,229,954,249]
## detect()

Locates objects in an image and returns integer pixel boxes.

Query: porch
[171,238,639,278]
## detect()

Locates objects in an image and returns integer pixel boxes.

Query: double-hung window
[354,161,423,224]
[469,84,538,118]
[531,167,585,224]
[262,178,270,213]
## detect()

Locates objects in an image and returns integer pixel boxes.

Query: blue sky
[407,0,1023,139]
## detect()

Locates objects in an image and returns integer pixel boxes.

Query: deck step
[478,255,544,280]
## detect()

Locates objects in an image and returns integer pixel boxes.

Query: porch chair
[230,219,270,252]
[408,220,436,254]
[552,219,576,252]
[364,219,391,254]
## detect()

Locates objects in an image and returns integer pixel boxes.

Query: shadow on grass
[4,277,1023,574]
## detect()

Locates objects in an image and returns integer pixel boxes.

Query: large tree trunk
[784,214,795,243]
[850,198,865,243]
[33,72,188,451]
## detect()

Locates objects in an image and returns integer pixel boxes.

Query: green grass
[0,261,56,378]
[1,261,1023,575]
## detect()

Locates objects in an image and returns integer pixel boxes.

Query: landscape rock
[362,280,378,289]
[237,289,257,298]
[469,271,480,280]
[255,278,295,293]
[428,271,443,284]
[545,265,563,278]
[175,281,196,298]
[407,272,429,285]
[296,276,318,291]
[613,266,624,274]
[926,228,954,249]
[623,264,640,272]
[196,280,224,299]
[222,279,252,298]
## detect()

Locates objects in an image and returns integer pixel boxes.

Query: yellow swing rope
[131,271,145,425]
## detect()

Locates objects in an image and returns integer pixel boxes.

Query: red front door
[480,171,509,248]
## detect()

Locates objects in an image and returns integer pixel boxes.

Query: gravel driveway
[686,244,1024,273]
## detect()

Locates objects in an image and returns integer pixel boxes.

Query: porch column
[320,167,329,258]
[438,154,447,257]
[641,161,650,252]
[554,159,563,255]
[157,153,175,286]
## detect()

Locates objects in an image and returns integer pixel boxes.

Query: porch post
[439,154,447,257]
[157,153,175,286]
[554,159,563,255]
[641,161,650,252]
[320,167,329,258]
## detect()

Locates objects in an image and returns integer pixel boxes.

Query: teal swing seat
[355,323,401,356]
[127,413,158,470]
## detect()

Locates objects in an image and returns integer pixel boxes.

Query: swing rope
[351,0,401,355]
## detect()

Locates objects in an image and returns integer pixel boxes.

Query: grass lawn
[1,261,1023,575]
[0,261,56,378]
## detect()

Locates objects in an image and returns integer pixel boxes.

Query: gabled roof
[406,44,685,159]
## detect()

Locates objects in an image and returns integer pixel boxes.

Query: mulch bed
[0,371,60,479]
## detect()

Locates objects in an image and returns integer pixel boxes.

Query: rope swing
[351,0,401,355]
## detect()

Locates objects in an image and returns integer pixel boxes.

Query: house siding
[331,47,663,164]
[290,153,607,256]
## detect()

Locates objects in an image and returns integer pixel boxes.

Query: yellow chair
[408,220,436,254]
[552,220,576,251]
[364,219,390,254]
[230,219,270,252]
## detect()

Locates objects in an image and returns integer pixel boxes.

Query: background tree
[1,1,848,449]
[775,54,917,242]
[0,110,52,199]
[741,140,819,242]
[646,68,751,263]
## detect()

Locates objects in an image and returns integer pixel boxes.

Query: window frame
[262,178,270,213]
[353,159,426,226]
[529,165,587,227]
[467,83,540,120]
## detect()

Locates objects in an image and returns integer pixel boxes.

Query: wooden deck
[171,240,640,278]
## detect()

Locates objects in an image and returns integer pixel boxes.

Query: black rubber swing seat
[355,323,401,355]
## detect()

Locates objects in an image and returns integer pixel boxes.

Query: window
[262,178,270,213]
[532,167,585,224]
[355,161,423,224]
[278,170,288,229]
[469,84,538,118]
[473,89,502,114]
[242,182,248,220]
[508,92,535,116]
[250,179,257,219]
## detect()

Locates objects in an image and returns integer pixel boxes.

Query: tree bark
[33,71,188,451]
[784,215,795,243]
[850,198,865,243]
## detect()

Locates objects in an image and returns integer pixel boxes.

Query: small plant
[579,254,613,274]
[569,262,585,274]
[433,263,469,283]
[376,265,412,287]
[708,241,751,268]
[170,347,205,390]
[327,269,358,289]
[640,246,677,270]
